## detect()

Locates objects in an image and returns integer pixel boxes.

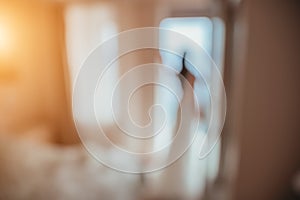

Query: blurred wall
[226,0,300,199]
[0,0,77,144]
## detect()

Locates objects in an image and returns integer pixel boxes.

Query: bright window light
[154,17,225,197]
[65,3,119,126]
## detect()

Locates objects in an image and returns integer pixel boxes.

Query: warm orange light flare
[0,24,8,52]
[0,21,13,62]
[0,23,11,56]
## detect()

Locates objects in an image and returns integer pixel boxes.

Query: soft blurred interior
[0,0,300,199]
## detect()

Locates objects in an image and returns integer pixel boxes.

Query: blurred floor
[0,131,140,200]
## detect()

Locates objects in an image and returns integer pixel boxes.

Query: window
[153,17,225,196]
[65,3,119,126]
